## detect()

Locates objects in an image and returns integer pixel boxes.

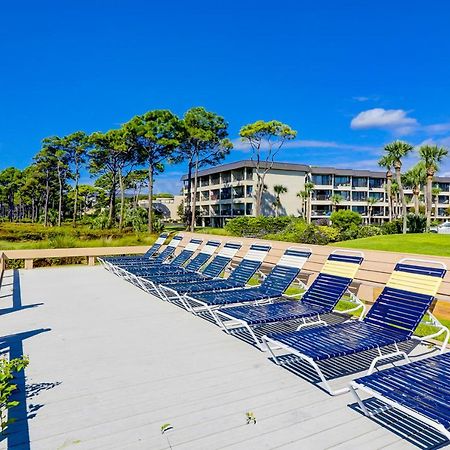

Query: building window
[232,203,245,216]
[246,203,253,215]
[233,170,244,182]
[200,176,209,187]
[312,175,332,185]
[211,175,220,185]
[352,177,368,188]
[312,190,332,200]
[352,205,367,214]
[246,185,253,197]
[369,178,383,189]
[220,187,231,200]
[352,191,367,201]
[221,172,231,184]
[334,176,350,187]
[210,189,220,200]
[369,192,384,200]
[246,168,253,180]
[221,205,231,216]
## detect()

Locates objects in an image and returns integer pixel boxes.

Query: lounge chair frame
[261,258,448,396]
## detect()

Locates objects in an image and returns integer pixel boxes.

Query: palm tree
[297,182,314,223]
[432,186,442,219]
[382,140,414,234]
[419,144,448,230]
[366,196,379,224]
[273,184,287,217]
[330,193,343,212]
[402,162,426,215]
[378,154,394,221]
[391,181,400,218]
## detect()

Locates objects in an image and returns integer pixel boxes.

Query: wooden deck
[0,266,448,449]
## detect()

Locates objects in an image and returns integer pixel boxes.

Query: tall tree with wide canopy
[60,131,89,225]
[124,110,183,233]
[89,129,135,228]
[381,140,413,234]
[240,120,297,216]
[402,162,426,215]
[176,107,232,232]
[419,144,448,230]
[0,168,22,221]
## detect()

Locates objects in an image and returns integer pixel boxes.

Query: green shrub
[317,226,341,242]
[339,224,360,241]
[380,219,402,235]
[357,225,382,238]
[224,216,293,237]
[330,210,362,230]
[299,224,330,245]
[407,214,426,233]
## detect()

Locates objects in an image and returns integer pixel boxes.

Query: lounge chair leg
[262,336,281,365]
[349,383,370,416]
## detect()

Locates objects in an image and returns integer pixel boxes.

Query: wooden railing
[0,246,149,270]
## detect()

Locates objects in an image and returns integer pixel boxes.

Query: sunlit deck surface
[0,266,448,449]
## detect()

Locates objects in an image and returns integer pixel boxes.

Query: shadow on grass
[349,397,449,449]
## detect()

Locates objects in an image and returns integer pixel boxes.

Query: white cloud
[351,108,419,135]
[424,123,450,135]
[353,96,370,102]
[232,138,377,153]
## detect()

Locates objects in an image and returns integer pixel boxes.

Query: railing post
[24,259,34,270]
[88,256,96,266]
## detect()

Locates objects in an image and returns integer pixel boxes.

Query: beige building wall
[263,170,306,216]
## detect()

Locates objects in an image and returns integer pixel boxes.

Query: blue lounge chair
[138,242,242,298]
[215,250,364,349]
[123,238,203,277]
[157,243,272,302]
[262,258,448,395]
[128,240,221,293]
[112,234,184,277]
[99,232,169,270]
[119,238,203,286]
[350,352,450,441]
[180,247,312,319]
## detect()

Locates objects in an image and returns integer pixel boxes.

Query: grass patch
[333,233,450,257]
[195,227,231,236]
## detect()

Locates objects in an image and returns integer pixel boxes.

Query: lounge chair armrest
[414,311,450,353]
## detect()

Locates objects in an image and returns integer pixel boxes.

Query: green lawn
[334,233,450,257]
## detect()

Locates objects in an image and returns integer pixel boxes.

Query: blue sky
[1,0,450,193]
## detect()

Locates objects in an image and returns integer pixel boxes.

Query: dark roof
[181,159,450,182]
[180,160,309,180]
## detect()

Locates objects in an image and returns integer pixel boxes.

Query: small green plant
[161,422,174,449]
[0,355,30,433]
[245,411,257,424]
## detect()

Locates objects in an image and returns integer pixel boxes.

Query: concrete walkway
[0,266,447,449]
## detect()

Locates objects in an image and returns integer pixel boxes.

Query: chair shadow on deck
[267,340,436,395]
[0,270,55,449]
[349,398,450,449]
[0,270,43,316]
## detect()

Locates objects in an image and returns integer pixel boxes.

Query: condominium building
[181,160,450,227]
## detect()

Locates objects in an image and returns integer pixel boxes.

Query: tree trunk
[426,174,433,230]
[57,167,63,227]
[73,171,79,226]
[119,172,125,231]
[44,173,50,227]
[413,188,419,215]
[386,173,392,221]
[148,164,154,233]
[108,175,116,228]
[395,166,407,234]
[185,161,193,229]
[190,156,199,232]
[435,193,439,218]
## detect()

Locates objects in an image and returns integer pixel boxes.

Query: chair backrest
[143,233,168,258]
[168,238,203,268]
[260,247,312,296]
[202,241,242,278]
[185,240,221,272]
[364,258,447,336]
[302,250,364,310]
[228,244,271,284]
[153,234,183,263]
